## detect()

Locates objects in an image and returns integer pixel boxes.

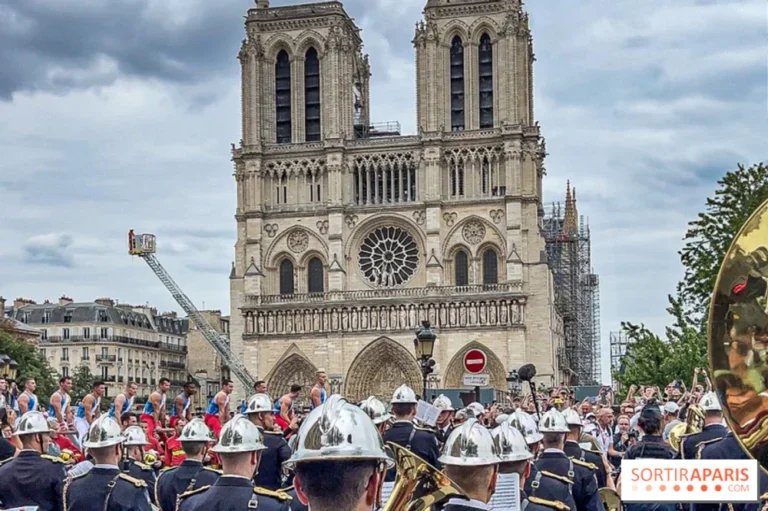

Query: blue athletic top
[47,390,70,418]
[142,393,166,415]
[310,386,326,410]
[108,394,134,417]
[240,401,247,414]
[274,396,293,415]
[206,393,230,416]
[76,395,100,419]
[170,393,190,418]
[15,391,38,413]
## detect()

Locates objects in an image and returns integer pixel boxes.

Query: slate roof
[12,302,186,335]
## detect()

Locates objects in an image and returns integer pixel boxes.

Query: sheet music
[380,481,395,507]
[489,472,520,511]
[415,400,440,427]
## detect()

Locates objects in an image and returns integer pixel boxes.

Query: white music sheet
[489,472,521,511]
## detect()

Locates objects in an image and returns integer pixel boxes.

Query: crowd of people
[0,366,758,511]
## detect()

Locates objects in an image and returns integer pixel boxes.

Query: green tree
[617,162,768,390]
[0,329,57,407]
[678,163,768,318]
[70,364,95,402]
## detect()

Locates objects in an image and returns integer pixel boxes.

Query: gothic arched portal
[264,345,318,408]
[443,341,507,390]
[345,337,422,402]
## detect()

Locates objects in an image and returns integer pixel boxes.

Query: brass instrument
[708,198,768,470]
[685,404,705,435]
[383,442,465,511]
[668,422,688,453]
[599,487,621,511]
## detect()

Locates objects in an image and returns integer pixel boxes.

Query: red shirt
[145,435,164,457]
[164,435,186,467]
[54,435,83,463]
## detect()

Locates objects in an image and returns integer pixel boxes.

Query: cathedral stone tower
[229,0,563,403]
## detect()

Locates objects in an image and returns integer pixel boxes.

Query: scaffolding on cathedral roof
[543,181,601,385]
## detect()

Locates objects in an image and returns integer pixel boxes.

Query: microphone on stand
[518,364,541,420]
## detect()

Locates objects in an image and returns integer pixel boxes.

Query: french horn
[599,487,621,511]
[709,198,768,470]
[685,404,706,435]
[383,442,466,511]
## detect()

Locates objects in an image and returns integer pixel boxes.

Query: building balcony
[242,284,526,337]
[38,335,187,354]
[160,361,186,369]
[96,355,116,363]
[245,283,523,307]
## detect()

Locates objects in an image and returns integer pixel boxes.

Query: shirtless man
[16,378,38,416]
[274,384,301,431]
[48,376,72,424]
[170,381,197,427]
[109,381,138,419]
[74,380,106,442]
[140,377,171,438]
[309,370,327,410]
[204,380,234,437]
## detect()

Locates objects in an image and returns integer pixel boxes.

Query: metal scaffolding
[609,330,631,385]
[544,182,601,384]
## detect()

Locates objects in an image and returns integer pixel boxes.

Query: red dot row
[645,484,722,492]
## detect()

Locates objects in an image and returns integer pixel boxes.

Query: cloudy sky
[0,0,765,382]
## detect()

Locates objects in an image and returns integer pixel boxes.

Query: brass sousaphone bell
[383,442,465,511]
[708,198,768,469]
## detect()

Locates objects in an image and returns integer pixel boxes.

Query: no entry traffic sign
[463,349,487,374]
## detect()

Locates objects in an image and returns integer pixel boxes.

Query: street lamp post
[0,354,18,381]
[413,320,437,400]
[506,370,520,403]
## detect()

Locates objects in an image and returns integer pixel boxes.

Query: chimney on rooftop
[256,0,270,9]
[0,297,6,317]
[95,298,115,307]
[59,295,73,306]
[14,298,37,309]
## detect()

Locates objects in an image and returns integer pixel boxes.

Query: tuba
[685,404,705,435]
[667,422,688,453]
[383,442,465,511]
[708,198,768,470]
[599,487,621,511]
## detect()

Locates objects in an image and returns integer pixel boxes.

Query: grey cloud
[22,233,75,268]
[0,0,245,99]
[159,227,234,240]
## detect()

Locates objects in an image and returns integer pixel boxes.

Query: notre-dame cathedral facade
[229,0,564,402]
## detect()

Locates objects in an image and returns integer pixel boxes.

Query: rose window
[359,226,419,288]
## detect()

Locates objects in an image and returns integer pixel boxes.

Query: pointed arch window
[450,36,465,132]
[275,50,292,144]
[455,250,469,286]
[478,33,494,128]
[307,257,324,293]
[304,48,321,142]
[482,248,498,285]
[279,259,295,295]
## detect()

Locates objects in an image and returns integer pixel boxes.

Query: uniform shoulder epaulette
[118,473,148,488]
[203,466,223,474]
[41,454,65,464]
[254,486,293,501]
[133,461,153,471]
[539,470,574,485]
[529,496,570,511]
[695,438,723,459]
[178,484,211,500]
[571,458,598,471]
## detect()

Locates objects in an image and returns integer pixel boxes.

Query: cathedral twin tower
[228,0,562,402]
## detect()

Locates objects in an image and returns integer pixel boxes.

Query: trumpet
[383,442,465,511]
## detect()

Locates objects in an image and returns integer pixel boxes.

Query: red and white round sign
[463,349,487,374]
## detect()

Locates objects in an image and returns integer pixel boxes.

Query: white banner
[621,459,759,503]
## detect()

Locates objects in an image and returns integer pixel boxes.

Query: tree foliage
[678,163,768,318]
[0,329,57,407]
[70,364,95,403]
[617,163,767,388]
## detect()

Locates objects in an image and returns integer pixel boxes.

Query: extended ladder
[129,231,255,389]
